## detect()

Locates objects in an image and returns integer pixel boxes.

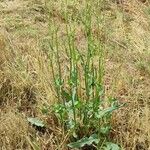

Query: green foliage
[27,117,44,127]
[103,142,121,150]
[67,134,99,149]
[46,0,123,149]
[52,98,122,149]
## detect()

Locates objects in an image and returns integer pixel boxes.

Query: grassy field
[0,0,150,149]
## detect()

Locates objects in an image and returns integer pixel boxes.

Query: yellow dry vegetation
[0,0,150,149]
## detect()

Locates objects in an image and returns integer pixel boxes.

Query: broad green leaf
[95,106,118,119]
[27,117,44,127]
[103,142,121,150]
[95,103,125,119]
[67,134,99,149]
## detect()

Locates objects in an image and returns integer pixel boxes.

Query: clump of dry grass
[104,1,150,149]
[0,111,29,150]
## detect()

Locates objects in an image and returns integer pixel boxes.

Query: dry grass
[0,0,150,149]
[0,110,29,150]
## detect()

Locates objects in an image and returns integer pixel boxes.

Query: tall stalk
[65,1,78,125]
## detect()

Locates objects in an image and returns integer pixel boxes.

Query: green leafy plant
[46,0,123,149]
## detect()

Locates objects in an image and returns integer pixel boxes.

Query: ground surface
[0,0,150,150]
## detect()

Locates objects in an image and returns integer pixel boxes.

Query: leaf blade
[67,134,99,149]
[27,117,44,127]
